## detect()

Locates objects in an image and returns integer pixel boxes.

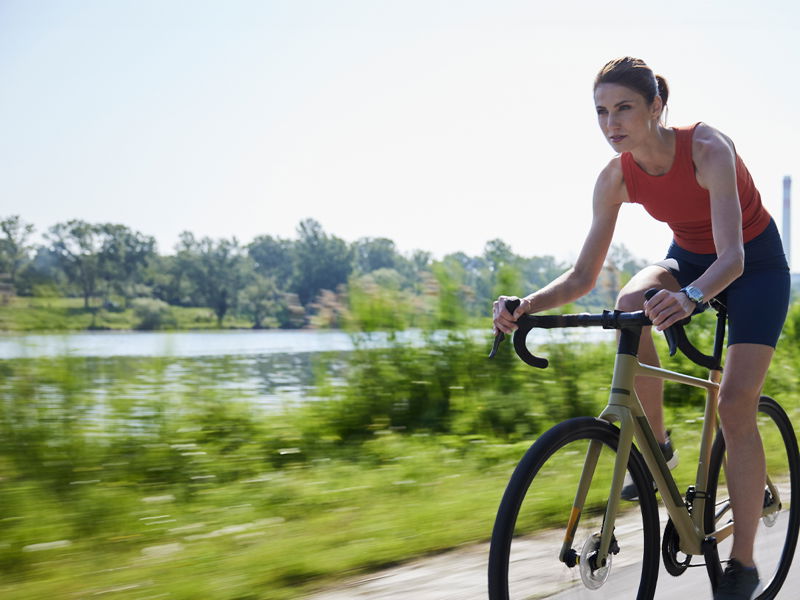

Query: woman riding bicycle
[492,56,790,600]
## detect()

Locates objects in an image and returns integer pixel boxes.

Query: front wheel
[488,417,661,600]
[704,396,800,599]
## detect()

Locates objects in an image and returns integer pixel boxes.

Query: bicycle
[487,291,800,599]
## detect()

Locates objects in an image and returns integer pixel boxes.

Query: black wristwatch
[680,286,705,305]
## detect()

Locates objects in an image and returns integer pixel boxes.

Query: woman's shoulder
[594,155,629,204]
[687,123,739,189]
[688,122,736,161]
[599,154,626,176]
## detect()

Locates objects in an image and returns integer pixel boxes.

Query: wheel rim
[490,419,660,600]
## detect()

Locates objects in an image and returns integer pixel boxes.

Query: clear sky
[1,0,798,267]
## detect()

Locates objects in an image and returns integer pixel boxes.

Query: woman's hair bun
[655,74,669,105]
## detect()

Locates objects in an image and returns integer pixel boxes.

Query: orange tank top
[620,122,771,254]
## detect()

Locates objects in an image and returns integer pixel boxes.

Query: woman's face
[594,83,662,152]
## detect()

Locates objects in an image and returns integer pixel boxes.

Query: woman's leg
[616,265,680,443]
[717,343,773,567]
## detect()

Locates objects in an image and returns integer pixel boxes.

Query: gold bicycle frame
[558,330,782,568]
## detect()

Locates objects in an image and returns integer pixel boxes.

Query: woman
[492,56,790,600]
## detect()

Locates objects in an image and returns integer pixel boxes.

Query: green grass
[0,431,525,599]
[0,296,253,331]
[2,401,797,600]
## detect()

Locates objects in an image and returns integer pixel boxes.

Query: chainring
[662,517,692,576]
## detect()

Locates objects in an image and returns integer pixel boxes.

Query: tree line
[0,215,647,329]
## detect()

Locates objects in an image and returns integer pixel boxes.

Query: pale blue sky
[1,1,798,267]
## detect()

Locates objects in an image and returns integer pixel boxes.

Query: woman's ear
[651,95,664,120]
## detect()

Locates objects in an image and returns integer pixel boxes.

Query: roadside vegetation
[2,295,799,599]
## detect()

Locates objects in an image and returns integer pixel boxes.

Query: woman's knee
[717,388,760,439]
[616,286,646,311]
[615,266,677,311]
[717,344,774,440]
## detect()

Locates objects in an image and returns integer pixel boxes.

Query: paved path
[304,508,800,600]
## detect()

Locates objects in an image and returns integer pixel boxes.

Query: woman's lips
[609,135,627,144]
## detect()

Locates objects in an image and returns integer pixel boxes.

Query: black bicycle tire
[487,416,661,600]
[704,395,800,600]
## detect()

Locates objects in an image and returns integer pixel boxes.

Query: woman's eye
[618,105,631,110]
[596,108,607,115]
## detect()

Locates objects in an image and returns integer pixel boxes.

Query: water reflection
[0,351,348,410]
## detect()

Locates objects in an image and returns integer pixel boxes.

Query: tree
[97,224,156,305]
[238,274,285,329]
[441,251,491,317]
[143,254,192,306]
[521,255,567,290]
[14,246,65,296]
[46,221,156,308]
[607,243,648,282]
[393,249,433,295]
[352,237,399,274]
[46,220,104,308]
[411,249,432,272]
[293,219,353,305]
[248,235,295,288]
[431,259,470,329]
[483,239,516,274]
[174,233,249,326]
[0,215,35,286]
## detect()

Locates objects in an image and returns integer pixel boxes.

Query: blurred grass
[0,436,525,599]
[0,303,798,599]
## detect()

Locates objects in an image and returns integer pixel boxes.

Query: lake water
[0,328,615,409]
[0,329,360,359]
[0,327,613,360]
[0,330,369,408]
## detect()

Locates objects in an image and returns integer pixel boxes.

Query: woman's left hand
[643,290,695,331]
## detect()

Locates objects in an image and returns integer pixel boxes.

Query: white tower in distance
[783,176,792,270]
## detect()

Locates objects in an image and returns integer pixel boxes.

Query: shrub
[131,297,177,330]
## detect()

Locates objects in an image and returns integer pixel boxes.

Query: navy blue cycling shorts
[655,219,790,348]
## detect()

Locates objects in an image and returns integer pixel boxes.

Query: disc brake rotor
[579,532,612,590]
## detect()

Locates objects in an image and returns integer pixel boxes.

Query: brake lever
[488,299,521,359]
[488,332,504,359]
[489,299,549,368]
[644,288,680,356]
[643,288,701,358]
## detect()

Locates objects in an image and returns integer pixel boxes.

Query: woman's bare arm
[644,124,745,330]
[493,157,626,333]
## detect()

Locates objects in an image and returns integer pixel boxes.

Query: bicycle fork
[558,404,636,569]
[558,344,644,570]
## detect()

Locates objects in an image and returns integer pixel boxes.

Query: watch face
[684,286,704,303]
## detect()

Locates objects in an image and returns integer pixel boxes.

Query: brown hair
[594,57,669,107]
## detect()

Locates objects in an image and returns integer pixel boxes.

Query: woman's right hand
[492,295,533,335]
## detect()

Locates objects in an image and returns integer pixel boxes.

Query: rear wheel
[704,396,800,599]
[488,417,661,600]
